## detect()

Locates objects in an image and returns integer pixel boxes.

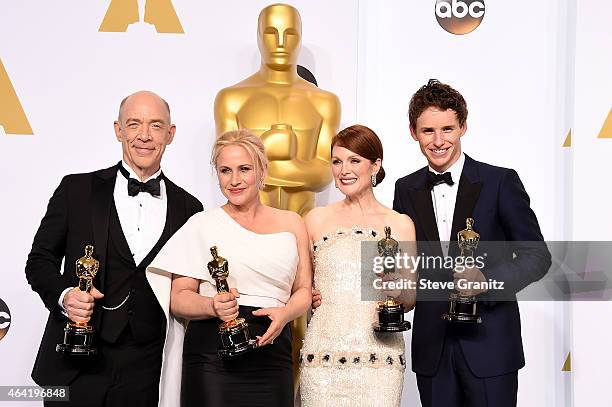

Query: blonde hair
[211,129,268,188]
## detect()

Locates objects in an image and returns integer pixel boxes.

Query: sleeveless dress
[300,226,406,407]
[148,207,299,407]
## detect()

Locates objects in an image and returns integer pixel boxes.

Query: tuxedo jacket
[393,155,551,378]
[25,164,203,386]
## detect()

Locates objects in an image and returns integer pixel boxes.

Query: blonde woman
[149,130,311,406]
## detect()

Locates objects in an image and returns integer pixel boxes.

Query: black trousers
[417,336,518,407]
[45,328,163,407]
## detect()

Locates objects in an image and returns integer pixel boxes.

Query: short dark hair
[331,124,386,186]
[408,79,468,130]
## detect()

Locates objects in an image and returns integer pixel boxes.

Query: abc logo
[435,0,485,35]
[0,298,10,341]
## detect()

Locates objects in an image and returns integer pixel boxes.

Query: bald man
[26,91,203,407]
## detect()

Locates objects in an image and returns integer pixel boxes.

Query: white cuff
[58,287,72,317]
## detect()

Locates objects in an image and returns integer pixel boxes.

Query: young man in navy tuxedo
[26,91,203,406]
[393,80,551,407]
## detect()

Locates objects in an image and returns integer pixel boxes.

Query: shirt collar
[429,152,465,184]
[120,160,163,183]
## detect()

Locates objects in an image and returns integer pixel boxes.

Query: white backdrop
[570,0,612,405]
[1,1,610,406]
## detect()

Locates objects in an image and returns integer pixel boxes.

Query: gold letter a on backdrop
[0,59,33,135]
[99,0,184,33]
[597,108,612,139]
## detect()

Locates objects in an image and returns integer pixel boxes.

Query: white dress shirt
[430,153,465,256]
[59,161,167,310]
[114,161,167,265]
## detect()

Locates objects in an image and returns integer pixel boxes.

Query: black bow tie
[118,163,163,197]
[426,171,454,189]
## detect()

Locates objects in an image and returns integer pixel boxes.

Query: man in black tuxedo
[393,80,551,407]
[26,91,203,407]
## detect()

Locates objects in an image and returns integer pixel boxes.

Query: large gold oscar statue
[213,3,341,394]
[214,3,341,215]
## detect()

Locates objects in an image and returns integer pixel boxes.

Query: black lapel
[138,177,185,267]
[109,201,137,266]
[91,165,118,290]
[450,155,483,249]
[406,168,443,257]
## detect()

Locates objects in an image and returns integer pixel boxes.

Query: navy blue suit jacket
[393,155,551,377]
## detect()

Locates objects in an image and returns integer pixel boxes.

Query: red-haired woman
[300,125,416,406]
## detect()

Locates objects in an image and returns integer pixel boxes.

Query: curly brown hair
[408,79,468,130]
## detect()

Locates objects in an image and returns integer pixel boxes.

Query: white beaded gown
[300,227,406,407]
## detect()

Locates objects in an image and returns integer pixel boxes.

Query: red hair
[331,124,385,185]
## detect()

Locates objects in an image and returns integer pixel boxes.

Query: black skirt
[181,305,293,407]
